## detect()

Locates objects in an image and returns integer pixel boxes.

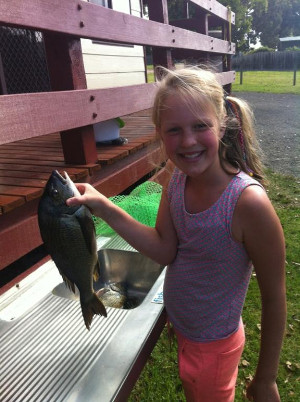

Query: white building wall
[81,0,146,89]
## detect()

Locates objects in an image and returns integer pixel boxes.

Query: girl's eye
[194,123,207,130]
[166,127,180,135]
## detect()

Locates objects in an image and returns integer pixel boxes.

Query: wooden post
[147,0,173,73]
[43,33,98,165]
[293,53,297,86]
[0,52,7,95]
[222,13,232,94]
[239,55,244,85]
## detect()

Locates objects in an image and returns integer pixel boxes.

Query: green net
[94,181,163,237]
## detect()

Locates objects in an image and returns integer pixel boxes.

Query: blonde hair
[152,66,265,183]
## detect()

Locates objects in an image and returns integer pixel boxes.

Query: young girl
[67,67,286,401]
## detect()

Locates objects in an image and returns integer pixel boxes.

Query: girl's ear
[219,126,226,139]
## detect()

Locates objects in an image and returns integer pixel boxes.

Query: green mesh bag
[94,181,163,237]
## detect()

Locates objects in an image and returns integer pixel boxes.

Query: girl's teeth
[183,153,200,159]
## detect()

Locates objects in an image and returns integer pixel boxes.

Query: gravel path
[232,92,300,178]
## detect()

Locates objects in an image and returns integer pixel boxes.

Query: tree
[144,1,300,51]
[218,0,253,52]
[166,0,257,52]
[251,0,300,48]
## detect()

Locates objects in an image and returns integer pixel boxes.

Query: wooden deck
[0,109,156,215]
[0,109,165,272]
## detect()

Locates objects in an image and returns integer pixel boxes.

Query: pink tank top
[164,169,262,342]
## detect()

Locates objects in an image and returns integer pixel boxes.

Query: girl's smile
[158,94,223,179]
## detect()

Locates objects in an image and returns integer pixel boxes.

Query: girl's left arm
[237,185,286,401]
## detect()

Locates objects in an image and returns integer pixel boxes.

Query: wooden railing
[0,0,235,275]
[0,0,235,162]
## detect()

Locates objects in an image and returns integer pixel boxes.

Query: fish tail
[80,293,107,330]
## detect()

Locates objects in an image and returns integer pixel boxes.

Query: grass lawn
[129,169,300,401]
[147,68,300,95]
[232,71,300,95]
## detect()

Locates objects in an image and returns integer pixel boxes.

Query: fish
[97,283,126,309]
[38,170,107,330]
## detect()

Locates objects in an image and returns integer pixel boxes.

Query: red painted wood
[0,171,51,180]
[0,154,65,162]
[44,31,97,164]
[0,110,156,214]
[43,33,87,91]
[0,199,42,270]
[0,71,235,146]
[0,255,51,296]
[0,84,157,145]
[147,0,169,23]
[60,125,98,165]
[0,143,164,270]
[92,144,164,197]
[0,164,90,179]
[0,195,25,214]
[0,177,46,188]
[0,0,236,284]
[0,52,7,95]
[189,0,235,24]
[0,185,42,201]
[0,0,234,52]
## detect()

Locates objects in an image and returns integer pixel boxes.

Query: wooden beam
[0,71,235,145]
[43,33,87,91]
[60,125,98,164]
[0,0,235,54]
[189,0,235,24]
[147,0,173,70]
[0,53,7,95]
[44,31,97,164]
[0,83,157,145]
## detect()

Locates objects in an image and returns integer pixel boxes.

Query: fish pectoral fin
[93,260,101,282]
[80,293,107,330]
[75,206,97,256]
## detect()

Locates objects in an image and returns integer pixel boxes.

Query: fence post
[240,55,243,85]
[293,53,297,86]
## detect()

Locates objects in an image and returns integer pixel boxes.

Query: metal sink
[52,248,164,309]
[0,237,167,402]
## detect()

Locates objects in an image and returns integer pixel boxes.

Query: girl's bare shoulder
[232,184,280,243]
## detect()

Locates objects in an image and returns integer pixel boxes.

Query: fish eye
[51,188,59,198]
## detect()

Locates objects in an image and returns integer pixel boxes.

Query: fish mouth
[52,170,67,184]
[52,170,81,197]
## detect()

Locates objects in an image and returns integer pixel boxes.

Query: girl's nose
[180,129,197,148]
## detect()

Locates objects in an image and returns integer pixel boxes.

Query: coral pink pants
[175,322,245,402]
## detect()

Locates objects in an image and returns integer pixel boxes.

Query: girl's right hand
[66,183,108,217]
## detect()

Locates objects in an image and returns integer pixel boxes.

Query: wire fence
[0,26,51,94]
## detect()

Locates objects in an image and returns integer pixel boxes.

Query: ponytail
[220,96,265,184]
